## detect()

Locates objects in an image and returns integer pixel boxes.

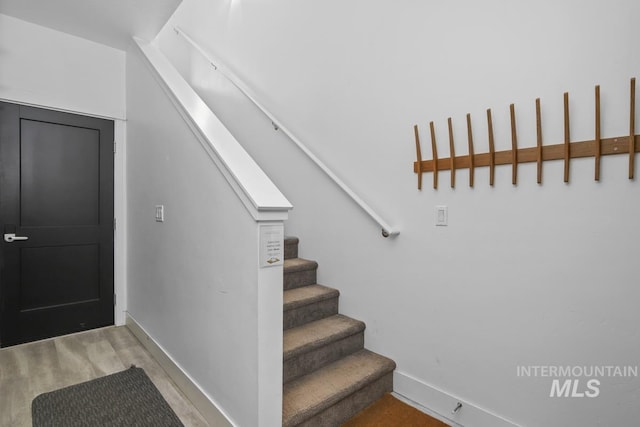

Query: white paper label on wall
[260,224,283,268]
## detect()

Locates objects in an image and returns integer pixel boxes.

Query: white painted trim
[113,119,127,326]
[126,314,235,427]
[256,222,284,426]
[394,371,521,427]
[173,26,398,238]
[392,392,463,427]
[0,96,126,121]
[132,37,292,222]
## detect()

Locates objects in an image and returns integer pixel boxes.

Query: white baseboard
[126,314,234,427]
[393,371,520,427]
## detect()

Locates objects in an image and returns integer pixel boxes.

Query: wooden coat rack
[413,78,638,189]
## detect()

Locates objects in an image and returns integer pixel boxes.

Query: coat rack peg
[595,85,601,181]
[466,113,475,187]
[510,104,518,185]
[430,121,439,189]
[448,118,456,188]
[536,98,543,184]
[629,77,636,180]
[487,109,496,186]
[564,92,571,183]
[414,125,424,190]
[410,78,639,191]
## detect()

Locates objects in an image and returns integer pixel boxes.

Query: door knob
[4,233,28,243]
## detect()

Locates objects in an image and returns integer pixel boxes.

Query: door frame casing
[113,118,127,326]
[0,99,128,328]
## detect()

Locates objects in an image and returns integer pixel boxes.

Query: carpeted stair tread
[281,236,396,426]
[284,258,318,273]
[284,285,340,311]
[282,349,396,427]
[283,285,340,330]
[284,315,364,361]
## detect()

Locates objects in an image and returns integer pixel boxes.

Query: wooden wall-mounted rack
[413,78,638,189]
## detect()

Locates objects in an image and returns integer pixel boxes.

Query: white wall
[126,43,285,427]
[156,1,640,426]
[0,13,125,119]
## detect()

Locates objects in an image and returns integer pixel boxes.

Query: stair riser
[284,269,317,290]
[291,373,393,427]
[284,298,339,330]
[284,240,298,260]
[284,332,364,384]
[282,237,397,427]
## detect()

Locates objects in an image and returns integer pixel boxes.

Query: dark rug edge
[31,366,184,427]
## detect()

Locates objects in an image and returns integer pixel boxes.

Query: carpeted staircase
[282,237,396,427]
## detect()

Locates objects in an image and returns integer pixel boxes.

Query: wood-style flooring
[342,393,451,427]
[0,326,209,427]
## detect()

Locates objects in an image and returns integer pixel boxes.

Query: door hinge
[113,141,117,153]
[113,218,116,230]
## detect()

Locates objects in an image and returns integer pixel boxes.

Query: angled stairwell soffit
[0,0,182,50]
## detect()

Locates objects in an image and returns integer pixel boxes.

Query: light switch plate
[155,205,164,222]
[435,205,448,226]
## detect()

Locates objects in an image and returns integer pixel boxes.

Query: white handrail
[134,37,292,221]
[172,27,399,238]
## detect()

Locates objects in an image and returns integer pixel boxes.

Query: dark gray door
[0,102,114,347]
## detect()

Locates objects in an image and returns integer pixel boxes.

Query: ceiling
[0,0,182,50]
